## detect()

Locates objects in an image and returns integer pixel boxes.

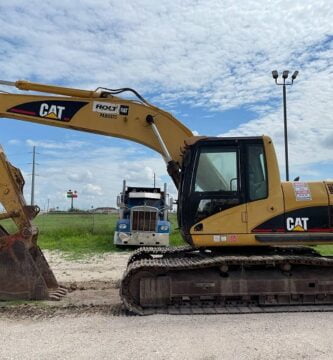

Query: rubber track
[121,254,333,315]
[127,245,319,266]
[127,245,194,265]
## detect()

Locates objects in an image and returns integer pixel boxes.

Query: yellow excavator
[0,79,332,314]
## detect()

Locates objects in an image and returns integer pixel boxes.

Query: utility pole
[30,146,36,205]
[271,70,299,181]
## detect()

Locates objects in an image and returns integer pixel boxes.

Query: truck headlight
[160,225,169,231]
[119,223,128,230]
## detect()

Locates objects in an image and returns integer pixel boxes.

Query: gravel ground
[1,251,333,360]
[1,312,333,360]
[44,250,128,284]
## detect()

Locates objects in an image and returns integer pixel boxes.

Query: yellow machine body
[0,79,332,312]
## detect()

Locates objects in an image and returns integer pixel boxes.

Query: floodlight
[282,70,289,79]
[291,71,299,80]
[272,70,278,79]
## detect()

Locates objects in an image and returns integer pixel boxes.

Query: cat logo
[286,217,309,231]
[39,103,66,120]
[7,100,88,122]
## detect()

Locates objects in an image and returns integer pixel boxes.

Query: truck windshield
[127,198,162,208]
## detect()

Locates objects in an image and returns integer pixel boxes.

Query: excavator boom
[0,80,193,186]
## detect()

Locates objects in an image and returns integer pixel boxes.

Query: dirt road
[1,251,333,360]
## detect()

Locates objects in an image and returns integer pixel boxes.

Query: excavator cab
[178,136,272,245]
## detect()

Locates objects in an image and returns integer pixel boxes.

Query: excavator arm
[0,146,63,300]
[0,80,194,186]
[0,145,39,249]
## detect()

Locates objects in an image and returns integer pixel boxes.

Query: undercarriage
[121,246,333,315]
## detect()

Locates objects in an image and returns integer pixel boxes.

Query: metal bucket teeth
[48,288,68,301]
[57,288,68,296]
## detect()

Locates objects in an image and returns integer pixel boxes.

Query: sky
[0,0,332,210]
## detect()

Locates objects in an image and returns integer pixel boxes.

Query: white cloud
[19,139,175,210]
[25,139,86,150]
[82,184,103,196]
[1,1,332,98]
[0,0,332,199]
[8,139,21,145]
[67,170,93,183]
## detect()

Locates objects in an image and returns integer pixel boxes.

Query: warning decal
[293,182,312,201]
[212,234,238,243]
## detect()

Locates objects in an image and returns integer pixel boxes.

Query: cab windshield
[191,146,239,222]
[194,147,238,193]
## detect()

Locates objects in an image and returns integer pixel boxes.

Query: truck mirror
[116,195,121,207]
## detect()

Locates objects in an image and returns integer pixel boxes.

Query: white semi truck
[114,180,172,246]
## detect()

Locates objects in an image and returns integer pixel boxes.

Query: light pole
[272,70,299,181]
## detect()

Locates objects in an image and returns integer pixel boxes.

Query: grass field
[1,213,332,257]
[2,213,185,257]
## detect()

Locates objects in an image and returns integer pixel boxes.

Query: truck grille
[131,207,158,232]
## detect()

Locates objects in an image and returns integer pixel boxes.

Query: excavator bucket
[0,146,64,300]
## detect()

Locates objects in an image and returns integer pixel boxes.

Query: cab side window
[247,144,268,201]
